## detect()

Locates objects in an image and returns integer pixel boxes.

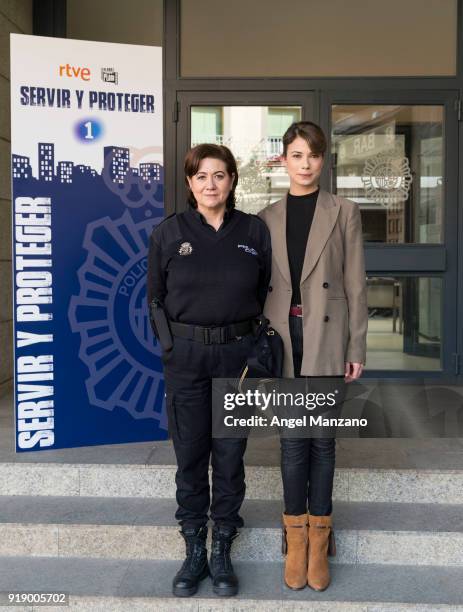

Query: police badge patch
[237,244,258,256]
[178,242,193,256]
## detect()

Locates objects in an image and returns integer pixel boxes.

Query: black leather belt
[170,320,253,345]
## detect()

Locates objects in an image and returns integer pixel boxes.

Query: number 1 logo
[74,118,103,143]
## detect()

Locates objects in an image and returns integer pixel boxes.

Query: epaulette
[248,213,269,241]
[151,212,183,245]
[247,214,271,253]
[154,212,177,227]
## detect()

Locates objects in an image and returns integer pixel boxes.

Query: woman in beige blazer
[258,121,368,592]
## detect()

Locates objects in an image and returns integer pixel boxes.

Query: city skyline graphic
[13,141,163,187]
[12,141,167,449]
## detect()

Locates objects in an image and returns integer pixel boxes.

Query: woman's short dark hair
[282,121,327,157]
[184,143,239,210]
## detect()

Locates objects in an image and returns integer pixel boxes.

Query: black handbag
[239,314,284,388]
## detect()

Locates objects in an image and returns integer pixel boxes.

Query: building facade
[19,0,463,383]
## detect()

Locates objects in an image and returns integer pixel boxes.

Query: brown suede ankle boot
[282,513,309,590]
[307,514,335,591]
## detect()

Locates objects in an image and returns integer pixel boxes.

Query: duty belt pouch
[239,314,284,389]
[149,299,173,352]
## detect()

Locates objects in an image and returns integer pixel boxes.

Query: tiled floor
[366,318,440,370]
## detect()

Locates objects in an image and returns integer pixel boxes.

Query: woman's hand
[344,361,363,383]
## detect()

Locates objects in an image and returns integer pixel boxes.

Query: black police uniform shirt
[147,206,272,329]
[286,188,319,305]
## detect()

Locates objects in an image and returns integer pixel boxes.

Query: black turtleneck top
[286,188,319,304]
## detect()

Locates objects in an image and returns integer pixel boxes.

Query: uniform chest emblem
[238,244,258,256]
[178,242,193,256]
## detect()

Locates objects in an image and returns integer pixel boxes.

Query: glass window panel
[331,105,444,244]
[190,105,302,213]
[366,276,441,371]
[191,107,223,145]
[181,0,456,77]
[267,108,300,138]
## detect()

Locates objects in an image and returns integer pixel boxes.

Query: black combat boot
[209,524,239,597]
[172,525,209,597]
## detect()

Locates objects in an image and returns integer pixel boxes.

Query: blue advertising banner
[10,34,166,451]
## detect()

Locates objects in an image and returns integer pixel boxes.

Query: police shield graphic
[10,34,166,451]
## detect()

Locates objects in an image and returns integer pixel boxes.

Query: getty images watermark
[211,378,463,438]
[222,387,355,430]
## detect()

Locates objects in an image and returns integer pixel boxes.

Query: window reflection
[191,105,302,213]
[332,105,444,244]
[367,276,441,370]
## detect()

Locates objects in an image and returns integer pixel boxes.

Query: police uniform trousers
[163,332,254,529]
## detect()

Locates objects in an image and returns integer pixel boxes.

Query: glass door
[321,91,459,378]
[175,90,458,379]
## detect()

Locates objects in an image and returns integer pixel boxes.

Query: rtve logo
[58,64,91,81]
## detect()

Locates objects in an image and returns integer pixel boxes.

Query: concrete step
[1,557,462,610]
[0,462,462,504]
[1,497,462,566]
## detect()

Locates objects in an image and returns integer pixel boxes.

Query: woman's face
[187,157,235,212]
[283,136,324,194]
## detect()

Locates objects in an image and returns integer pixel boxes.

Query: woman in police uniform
[258,121,368,592]
[147,144,271,598]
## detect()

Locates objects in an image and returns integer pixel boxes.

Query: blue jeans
[280,315,338,516]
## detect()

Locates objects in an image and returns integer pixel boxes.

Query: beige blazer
[258,189,368,377]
